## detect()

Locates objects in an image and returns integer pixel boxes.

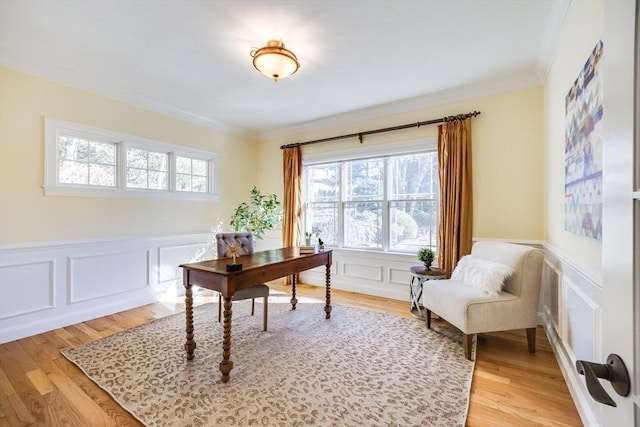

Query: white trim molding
[0,232,215,343]
[541,243,603,427]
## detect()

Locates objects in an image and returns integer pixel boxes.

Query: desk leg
[220,295,234,383]
[325,263,332,319]
[184,282,196,360]
[290,273,298,310]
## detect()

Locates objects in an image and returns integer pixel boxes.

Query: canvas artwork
[564,40,603,240]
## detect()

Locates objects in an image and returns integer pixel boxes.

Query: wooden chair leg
[251,298,255,316]
[463,333,474,360]
[425,309,432,329]
[526,327,536,353]
[263,296,268,331]
[218,293,222,322]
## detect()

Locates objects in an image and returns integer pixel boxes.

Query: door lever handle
[575,354,630,407]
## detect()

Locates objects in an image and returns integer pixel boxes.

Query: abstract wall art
[564,40,603,240]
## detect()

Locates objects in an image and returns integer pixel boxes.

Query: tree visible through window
[58,136,117,187]
[176,156,208,193]
[126,147,169,190]
[45,117,218,200]
[303,151,438,253]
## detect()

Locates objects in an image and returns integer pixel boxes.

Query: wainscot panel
[541,244,603,427]
[0,259,55,319]
[0,232,213,343]
[300,248,418,302]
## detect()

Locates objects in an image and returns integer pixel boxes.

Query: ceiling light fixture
[250,39,300,82]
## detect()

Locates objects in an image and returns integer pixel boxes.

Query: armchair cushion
[451,255,514,296]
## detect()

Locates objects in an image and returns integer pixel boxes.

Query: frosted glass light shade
[251,40,300,82]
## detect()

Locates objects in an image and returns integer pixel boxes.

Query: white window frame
[303,137,438,254]
[44,117,218,201]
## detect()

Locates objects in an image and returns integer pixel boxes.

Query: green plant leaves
[230,187,282,240]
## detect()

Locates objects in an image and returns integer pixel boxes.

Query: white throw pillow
[451,255,515,296]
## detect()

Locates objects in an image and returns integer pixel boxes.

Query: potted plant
[230,186,282,241]
[417,247,435,270]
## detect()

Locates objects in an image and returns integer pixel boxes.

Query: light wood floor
[0,282,583,426]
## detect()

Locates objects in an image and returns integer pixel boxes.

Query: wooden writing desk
[180,247,333,383]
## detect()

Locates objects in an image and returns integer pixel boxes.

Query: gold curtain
[282,146,302,285]
[437,118,473,277]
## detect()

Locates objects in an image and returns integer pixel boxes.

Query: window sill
[42,185,219,202]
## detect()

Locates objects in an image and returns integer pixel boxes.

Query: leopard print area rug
[62,293,475,426]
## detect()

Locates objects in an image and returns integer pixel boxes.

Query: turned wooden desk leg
[324,263,332,319]
[220,295,234,383]
[290,273,298,310]
[183,281,196,360]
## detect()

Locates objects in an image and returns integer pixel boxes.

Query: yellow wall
[544,0,603,273]
[0,67,259,245]
[257,86,544,241]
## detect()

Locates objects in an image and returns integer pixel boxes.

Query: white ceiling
[0,0,569,140]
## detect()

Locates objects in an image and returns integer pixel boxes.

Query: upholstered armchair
[215,232,269,331]
[423,241,544,360]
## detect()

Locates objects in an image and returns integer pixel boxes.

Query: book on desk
[299,245,317,254]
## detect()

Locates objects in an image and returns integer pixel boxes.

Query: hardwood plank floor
[0,282,583,426]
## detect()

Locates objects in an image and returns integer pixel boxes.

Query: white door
[601,0,637,425]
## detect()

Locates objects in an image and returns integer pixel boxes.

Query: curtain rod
[280,110,481,149]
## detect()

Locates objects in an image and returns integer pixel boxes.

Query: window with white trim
[126,147,169,190]
[44,118,218,200]
[303,140,439,254]
[58,135,117,187]
[176,156,208,193]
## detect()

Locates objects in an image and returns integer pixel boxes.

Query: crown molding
[257,73,542,142]
[535,0,572,81]
[0,51,258,141]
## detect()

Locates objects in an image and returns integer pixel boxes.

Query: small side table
[409,266,446,319]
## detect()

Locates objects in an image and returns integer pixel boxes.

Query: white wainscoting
[541,244,603,427]
[0,232,215,344]
[299,248,418,302]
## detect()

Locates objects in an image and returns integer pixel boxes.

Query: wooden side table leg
[290,273,298,310]
[220,295,233,383]
[183,280,196,360]
[324,263,332,319]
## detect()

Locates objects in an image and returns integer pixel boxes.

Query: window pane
[307,164,339,202]
[90,141,116,165]
[57,136,117,187]
[176,156,208,193]
[191,175,208,193]
[148,152,167,171]
[148,171,167,190]
[176,173,191,191]
[127,168,148,188]
[176,156,192,174]
[389,200,438,252]
[192,159,207,176]
[306,203,338,246]
[59,136,88,161]
[89,164,116,186]
[127,148,147,169]
[59,160,88,184]
[345,158,383,201]
[344,201,382,249]
[126,148,168,190]
[389,153,439,199]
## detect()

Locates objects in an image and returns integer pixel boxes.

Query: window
[176,156,208,193]
[303,141,438,254]
[126,147,169,190]
[44,118,218,200]
[58,136,117,187]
